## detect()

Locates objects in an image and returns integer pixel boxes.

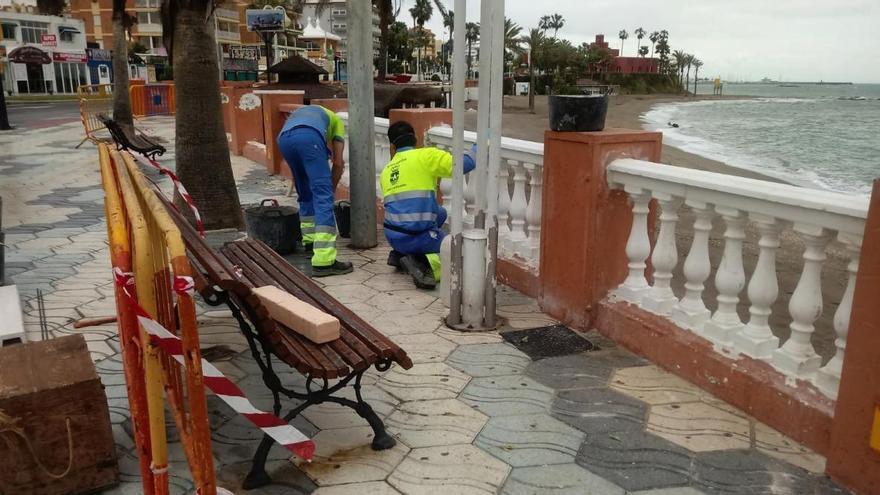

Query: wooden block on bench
[252,285,341,344]
[0,285,26,347]
[0,334,118,494]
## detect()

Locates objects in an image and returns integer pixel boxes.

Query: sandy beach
[465,94,848,361]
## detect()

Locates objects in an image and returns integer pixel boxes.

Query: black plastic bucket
[548,94,609,132]
[335,200,351,238]
[244,199,301,254]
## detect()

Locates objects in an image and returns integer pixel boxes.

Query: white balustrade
[732,214,783,358]
[615,187,652,302]
[641,193,679,314]
[507,160,529,252]
[673,200,715,329]
[816,233,862,399]
[703,207,747,347]
[524,162,543,261]
[607,158,869,399]
[426,126,545,267]
[497,161,512,252]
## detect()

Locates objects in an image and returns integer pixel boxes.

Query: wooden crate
[0,335,119,494]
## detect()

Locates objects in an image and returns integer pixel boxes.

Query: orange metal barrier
[130,84,176,117]
[99,144,216,494]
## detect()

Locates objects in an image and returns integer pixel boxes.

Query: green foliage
[387,21,411,68]
[129,41,149,54]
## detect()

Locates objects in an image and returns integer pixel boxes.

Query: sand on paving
[464,94,849,362]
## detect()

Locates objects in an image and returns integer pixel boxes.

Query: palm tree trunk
[466,38,472,78]
[111,0,133,133]
[173,6,243,229]
[685,67,691,95]
[693,68,699,95]
[528,55,535,113]
[376,0,392,79]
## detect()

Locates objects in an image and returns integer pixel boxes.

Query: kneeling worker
[381,121,476,289]
[277,105,352,277]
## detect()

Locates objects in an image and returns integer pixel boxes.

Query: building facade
[589,34,658,74]
[1,11,90,94]
[300,0,380,62]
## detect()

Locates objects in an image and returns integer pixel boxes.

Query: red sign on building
[41,34,57,47]
[53,52,88,63]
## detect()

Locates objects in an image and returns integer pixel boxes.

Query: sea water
[641,83,880,194]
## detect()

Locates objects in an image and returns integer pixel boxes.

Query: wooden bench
[99,114,166,160]
[156,193,412,490]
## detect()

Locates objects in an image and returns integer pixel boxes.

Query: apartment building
[0,10,91,94]
[300,0,380,61]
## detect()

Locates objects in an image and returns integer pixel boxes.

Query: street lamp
[0,55,10,131]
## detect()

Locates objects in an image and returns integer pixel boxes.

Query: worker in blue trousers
[277,105,352,277]
[381,121,476,289]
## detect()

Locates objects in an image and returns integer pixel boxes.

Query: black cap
[388,121,417,149]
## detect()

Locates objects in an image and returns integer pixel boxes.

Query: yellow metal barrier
[76,97,113,149]
[99,144,216,494]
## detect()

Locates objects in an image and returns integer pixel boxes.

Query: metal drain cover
[502,324,596,360]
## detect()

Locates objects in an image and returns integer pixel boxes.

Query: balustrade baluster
[642,193,679,314]
[771,224,830,378]
[615,188,651,302]
[816,233,861,399]
[507,160,529,253]
[704,207,747,346]
[524,162,543,261]
[497,161,512,253]
[672,200,715,330]
[732,215,783,358]
[464,169,476,228]
[439,177,453,212]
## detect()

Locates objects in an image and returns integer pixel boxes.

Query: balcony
[215,8,239,21]
[136,23,162,34]
[216,30,241,43]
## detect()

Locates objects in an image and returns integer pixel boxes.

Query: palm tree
[376,0,402,79]
[544,13,564,37]
[465,22,479,78]
[432,1,453,77]
[618,29,628,56]
[639,46,649,57]
[684,54,695,95]
[648,30,659,58]
[521,28,545,114]
[504,18,523,55]
[111,0,134,133]
[409,0,433,78]
[692,58,703,95]
[538,15,550,33]
[634,27,646,58]
[161,0,243,229]
[672,49,687,87]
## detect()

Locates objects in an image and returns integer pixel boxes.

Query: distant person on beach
[277,105,352,277]
[380,121,477,289]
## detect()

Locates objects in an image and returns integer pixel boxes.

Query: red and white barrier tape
[112,268,315,461]
[128,151,206,238]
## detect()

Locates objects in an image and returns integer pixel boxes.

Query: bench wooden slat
[228,241,387,372]
[222,244,349,379]
[242,239,411,368]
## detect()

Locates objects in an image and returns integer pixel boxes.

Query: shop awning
[8,46,51,64]
[58,26,81,34]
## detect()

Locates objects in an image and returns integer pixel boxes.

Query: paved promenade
[0,117,847,494]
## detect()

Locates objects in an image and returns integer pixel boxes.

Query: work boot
[312,260,354,277]
[400,255,436,290]
[387,250,405,270]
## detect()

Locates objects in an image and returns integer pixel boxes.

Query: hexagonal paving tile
[366,290,438,311]
[754,421,826,473]
[369,309,445,336]
[647,402,751,452]
[610,365,705,405]
[503,463,625,494]
[496,303,558,330]
[322,284,381,305]
[460,375,555,417]
[377,363,470,402]
[301,385,399,430]
[575,428,694,492]
[446,343,531,377]
[476,413,585,467]
[390,332,457,364]
[434,326,504,345]
[388,444,510,494]
[364,273,418,292]
[525,353,618,391]
[296,426,410,486]
[551,387,648,434]
[386,398,488,448]
[313,481,401,494]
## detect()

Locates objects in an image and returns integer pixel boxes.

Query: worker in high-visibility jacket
[380,121,476,289]
[277,105,352,277]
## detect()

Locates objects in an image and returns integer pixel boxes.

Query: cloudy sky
[399,0,880,83]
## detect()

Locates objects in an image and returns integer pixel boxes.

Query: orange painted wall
[827,180,880,494]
